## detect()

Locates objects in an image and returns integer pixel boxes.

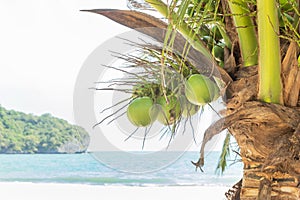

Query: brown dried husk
[197,42,300,199]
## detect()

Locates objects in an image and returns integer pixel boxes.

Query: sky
[0,0,225,151]
[0,0,129,123]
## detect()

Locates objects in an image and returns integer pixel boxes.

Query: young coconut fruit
[212,43,225,61]
[156,95,181,125]
[127,97,156,127]
[132,83,161,98]
[185,74,219,105]
[212,81,220,101]
[179,95,200,118]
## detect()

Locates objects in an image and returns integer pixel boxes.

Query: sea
[0,151,242,187]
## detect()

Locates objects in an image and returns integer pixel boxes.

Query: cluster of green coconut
[126,74,220,127]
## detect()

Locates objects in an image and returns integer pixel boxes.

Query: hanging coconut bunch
[125,73,220,128]
[126,75,219,127]
[94,39,221,145]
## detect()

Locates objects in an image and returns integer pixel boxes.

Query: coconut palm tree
[83,0,300,199]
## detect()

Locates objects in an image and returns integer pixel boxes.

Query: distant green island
[0,105,89,154]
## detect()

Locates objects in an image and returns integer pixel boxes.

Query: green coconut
[156,95,181,125]
[185,74,217,105]
[127,97,156,127]
[179,95,200,118]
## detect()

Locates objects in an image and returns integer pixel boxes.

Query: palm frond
[215,132,231,175]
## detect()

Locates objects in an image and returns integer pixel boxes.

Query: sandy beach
[0,182,229,200]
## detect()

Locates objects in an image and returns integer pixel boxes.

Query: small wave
[0,177,176,186]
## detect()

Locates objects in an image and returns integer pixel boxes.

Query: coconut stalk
[228,0,258,67]
[257,0,283,104]
[145,0,214,61]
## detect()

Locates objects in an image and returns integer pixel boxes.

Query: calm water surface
[0,151,242,186]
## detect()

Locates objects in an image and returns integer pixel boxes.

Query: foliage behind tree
[0,105,89,154]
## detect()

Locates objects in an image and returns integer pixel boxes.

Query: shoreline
[0,182,229,200]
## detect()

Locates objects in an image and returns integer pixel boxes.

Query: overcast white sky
[0,0,225,151]
[0,0,129,123]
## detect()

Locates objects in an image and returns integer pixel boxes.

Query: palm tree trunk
[226,66,300,200]
[241,162,300,199]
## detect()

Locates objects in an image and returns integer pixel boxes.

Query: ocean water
[0,151,242,187]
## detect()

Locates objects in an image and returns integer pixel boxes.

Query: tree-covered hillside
[0,105,90,153]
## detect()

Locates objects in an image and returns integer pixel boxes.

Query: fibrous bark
[197,63,300,199]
